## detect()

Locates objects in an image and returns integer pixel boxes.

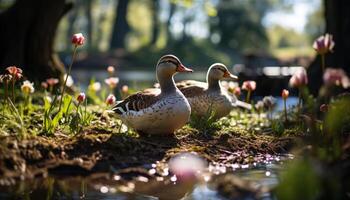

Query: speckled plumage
[113,55,192,135]
[177,63,250,119]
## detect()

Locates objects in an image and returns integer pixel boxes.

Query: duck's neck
[158,74,177,94]
[207,75,221,91]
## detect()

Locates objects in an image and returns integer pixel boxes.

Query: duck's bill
[177,64,193,72]
[223,71,238,80]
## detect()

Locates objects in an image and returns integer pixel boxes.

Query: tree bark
[110,0,130,50]
[0,0,72,81]
[150,0,160,45]
[166,2,176,43]
[85,0,93,50]
[308,0,350,94]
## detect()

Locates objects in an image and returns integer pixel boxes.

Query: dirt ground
[0,126,295,183]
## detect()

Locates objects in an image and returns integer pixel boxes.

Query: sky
[263,0,321,32]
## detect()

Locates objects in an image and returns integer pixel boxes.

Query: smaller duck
[112,55,193,135]
[177,63,251,120]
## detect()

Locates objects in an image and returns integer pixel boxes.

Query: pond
[0,154,293,200]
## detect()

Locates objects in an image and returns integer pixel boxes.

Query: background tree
[0,0,72,80]
[110,0,130,50]
[308,0,350,94]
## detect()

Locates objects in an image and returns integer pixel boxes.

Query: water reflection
[0,154,291,200]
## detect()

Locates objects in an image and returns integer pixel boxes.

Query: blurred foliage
[275,159,321,200]
[305,3,325,43]
[49,0,319,66]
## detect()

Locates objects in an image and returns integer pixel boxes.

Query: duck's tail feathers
[235,100,252,110]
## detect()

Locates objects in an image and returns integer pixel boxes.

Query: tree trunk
[85,0,93,50]
[150,0,160,45]
[166,2,176,43]
[0,0,72,81]
[308,0,350,94]
[110,0,130,50]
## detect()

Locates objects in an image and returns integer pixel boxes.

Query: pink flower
[6,66,22,80]
[233,87,241,96]
[105,77,119,89]
[46,78,59,87]
[242,81,256,91]
[106,94,116,105]
[41,82,48,89]
[121,85,129,93]
[289,68,308,88]
[320,104,329,112]
[107,66,115,75]
[71,33,85,46]
[313,33,335,55]
[77,92,86,103]
[282,89,289,100]
[323,68,350,88]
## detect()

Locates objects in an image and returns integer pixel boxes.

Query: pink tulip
[105,77,119,89]
[106,94,116,105]
[41,82,48,89]
[77,92,86,103]
[107,66,115,75]
[6,66,22,80]
[242,81,256,91]
[320,104,329,113]
[71,33,85,46]
[282,89,289,122]
[233,87,241,96]
[323,68,350,88]
[242,81,256,103]
[289,68,308,88]
[313,34,335,55]
[121,85,129,93]
[281,89,289,100]
[46,78,59,87]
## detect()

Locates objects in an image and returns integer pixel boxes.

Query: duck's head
[156,55,193,78]
[207,63,238,81]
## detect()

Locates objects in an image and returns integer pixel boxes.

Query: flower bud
[71,33,85,46]
[242,81,256,91]
[320,104,329,112]
[313,33,335,55]
[233,87,241,96]
[281,89,289,100]
[107,66,115,75]
[106,94,116,105]
[77,92,86,103]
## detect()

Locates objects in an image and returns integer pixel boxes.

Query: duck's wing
[179,85,207,98]
[176,80,207,90]
[112,89,160,115]
[235,100,252,110]
[226,92,252,110]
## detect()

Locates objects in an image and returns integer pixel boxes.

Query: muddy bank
[0,127,295,182]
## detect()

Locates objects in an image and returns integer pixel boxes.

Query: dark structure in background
[0,0,349,88]
[0,0,72,80]
[308,0,350,94]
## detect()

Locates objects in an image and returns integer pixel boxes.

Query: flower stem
[298,88,302,114]
[246,90,251,103]
[321,54,326,74]
[284,99,288,122]
[4,83,8,104]
[58,45,78,112]
[11,79,15,103]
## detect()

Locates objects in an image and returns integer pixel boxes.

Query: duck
[112,55,193,135]
[177,63,251,120]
